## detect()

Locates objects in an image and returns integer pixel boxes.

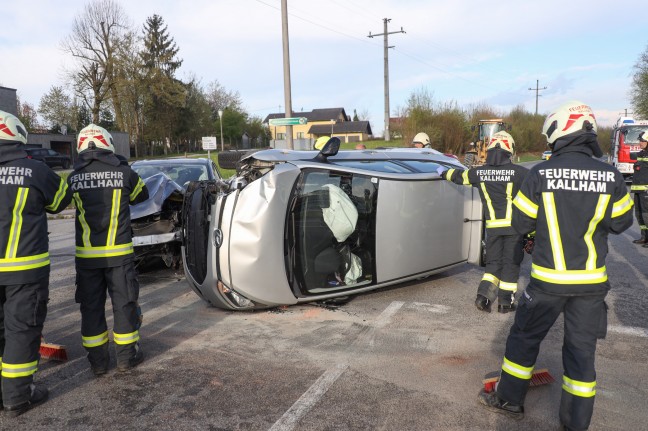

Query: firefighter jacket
[67,151,148,269]
[631,147,648,192]
[442,157,529,236]
[0,144,71,284]
[512,145,633,296]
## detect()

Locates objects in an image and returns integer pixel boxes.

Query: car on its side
[25,148,71,169]
[182,139,484,310]
[541,150,552,160]
[130,158,220,268]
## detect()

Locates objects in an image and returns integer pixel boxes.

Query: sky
[2,0,647,135]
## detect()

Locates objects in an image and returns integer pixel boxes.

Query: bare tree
[61,0,131,126]
[206,80,243,115]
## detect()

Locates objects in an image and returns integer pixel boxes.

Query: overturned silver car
[182,140,484,310]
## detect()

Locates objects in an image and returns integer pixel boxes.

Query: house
[264,107,373,149]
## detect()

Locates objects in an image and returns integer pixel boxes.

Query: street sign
[202,136,217,150]
[268,117,307,126]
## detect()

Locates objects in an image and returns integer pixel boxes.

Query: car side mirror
[315,137,341,162]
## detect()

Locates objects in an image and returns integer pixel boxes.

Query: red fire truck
[610,117,648,181]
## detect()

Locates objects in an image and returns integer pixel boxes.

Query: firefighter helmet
[0,110,28,145]
[314,136,330,150]
[486,131,515,154]
[541,100,597,145]
[77,124,115,153]
[412,132,431,148]
[639,131,648,143]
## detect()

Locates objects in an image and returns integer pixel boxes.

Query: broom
[483,368,554,393]
[39,336,68,362]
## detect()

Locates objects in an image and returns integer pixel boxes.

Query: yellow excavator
[463,119,509,168]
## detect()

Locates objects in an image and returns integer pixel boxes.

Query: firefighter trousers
[496,285,608,431]
[75,262,141,368]
[633,191,648,233]
[477,233,524,305]
[0,278,48,407]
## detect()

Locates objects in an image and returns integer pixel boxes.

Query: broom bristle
[40,342,68,362]
[482,368,554,393]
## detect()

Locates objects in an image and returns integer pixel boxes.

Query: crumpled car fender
[130,173,184,219]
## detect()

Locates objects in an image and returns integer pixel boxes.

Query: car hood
[130,173,184,219]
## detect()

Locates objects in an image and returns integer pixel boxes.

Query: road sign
[268,117,307,126]
[202,136,217,150]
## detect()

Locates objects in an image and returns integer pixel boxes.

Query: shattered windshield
[623,126,648,144]
[133,163,209,185]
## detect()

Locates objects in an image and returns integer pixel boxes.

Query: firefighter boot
[117,343,145,372]
[87,343,109,376]
[633,230,647,244]
[478,389,524,420]
[498,292,516,314]
[475,294,492,313]
[4,384,49,418]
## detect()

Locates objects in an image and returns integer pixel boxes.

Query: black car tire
[218,150,248,170]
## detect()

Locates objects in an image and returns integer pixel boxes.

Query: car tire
[218,151,247,170]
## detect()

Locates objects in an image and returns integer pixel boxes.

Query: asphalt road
[2,200,648,430]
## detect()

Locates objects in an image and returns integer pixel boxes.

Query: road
[3,202,648,430]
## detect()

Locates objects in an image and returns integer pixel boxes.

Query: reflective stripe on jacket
[512,151,633,295]
[443,163,529,236]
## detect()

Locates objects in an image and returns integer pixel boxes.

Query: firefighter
[439,131,529,313]
[630,132,648,245]
[478,101,634,431]
[0,110,71,417]
[68,124,148,376]
[412,132,431,148]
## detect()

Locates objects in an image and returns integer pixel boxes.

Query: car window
[48,150,58,156]
[133,163,208,184]
[330,160,412,173]
[289,169,377,294]
[396,160,447,173]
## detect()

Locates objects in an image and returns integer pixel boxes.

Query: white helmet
[412,132,431,147]
[77,124,115,153]
[486,131,515,154]
[0,110,28,145]
[542,100,597,145]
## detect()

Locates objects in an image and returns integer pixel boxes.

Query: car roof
[131,158,211,166]
[246,148,454,163]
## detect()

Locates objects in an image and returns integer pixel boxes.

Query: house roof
[308,121,372,135]
[264,107,348,123]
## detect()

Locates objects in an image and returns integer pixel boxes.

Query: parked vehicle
[25,148,71,169]
[541,150,552,160]
[182,139,484,310]
[130,158,220,267]
[610,116,648,182]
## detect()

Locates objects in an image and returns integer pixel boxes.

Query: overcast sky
[2,0,646,133]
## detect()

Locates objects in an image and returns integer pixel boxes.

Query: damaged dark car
[130,158,220,267]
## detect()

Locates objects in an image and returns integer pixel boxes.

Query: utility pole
[619,108,633,117]
[281,0,294,149]
[368,19,405,142]
[528,79,547,115]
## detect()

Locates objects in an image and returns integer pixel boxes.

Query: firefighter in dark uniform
[68,124,148,376]
[440,131,529,313]
[479,101,634,431]
[0,111,71,417]
[630,132,648,245]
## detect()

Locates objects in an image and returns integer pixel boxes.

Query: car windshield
[623,126,648,144]
[133,163,209,184]
[330,160,413,173]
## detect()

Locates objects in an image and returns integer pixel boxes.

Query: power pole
[281,0,294,149]
[619,108,633,117]
[528,79,547,115]
[368,19,405,142]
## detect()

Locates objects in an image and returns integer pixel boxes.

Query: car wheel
[218,151,247,170]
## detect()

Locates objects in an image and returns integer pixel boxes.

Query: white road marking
[407,302,450,313]
[269,301,404,430]
[268,364,348,431]
[608,325,648,338]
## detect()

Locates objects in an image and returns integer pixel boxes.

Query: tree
[140,14,185,155]
[38,86,73,131]
[205,80,243,117]
[631,45,648,118]
[61,0,131,125]
[16,95,40,132]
